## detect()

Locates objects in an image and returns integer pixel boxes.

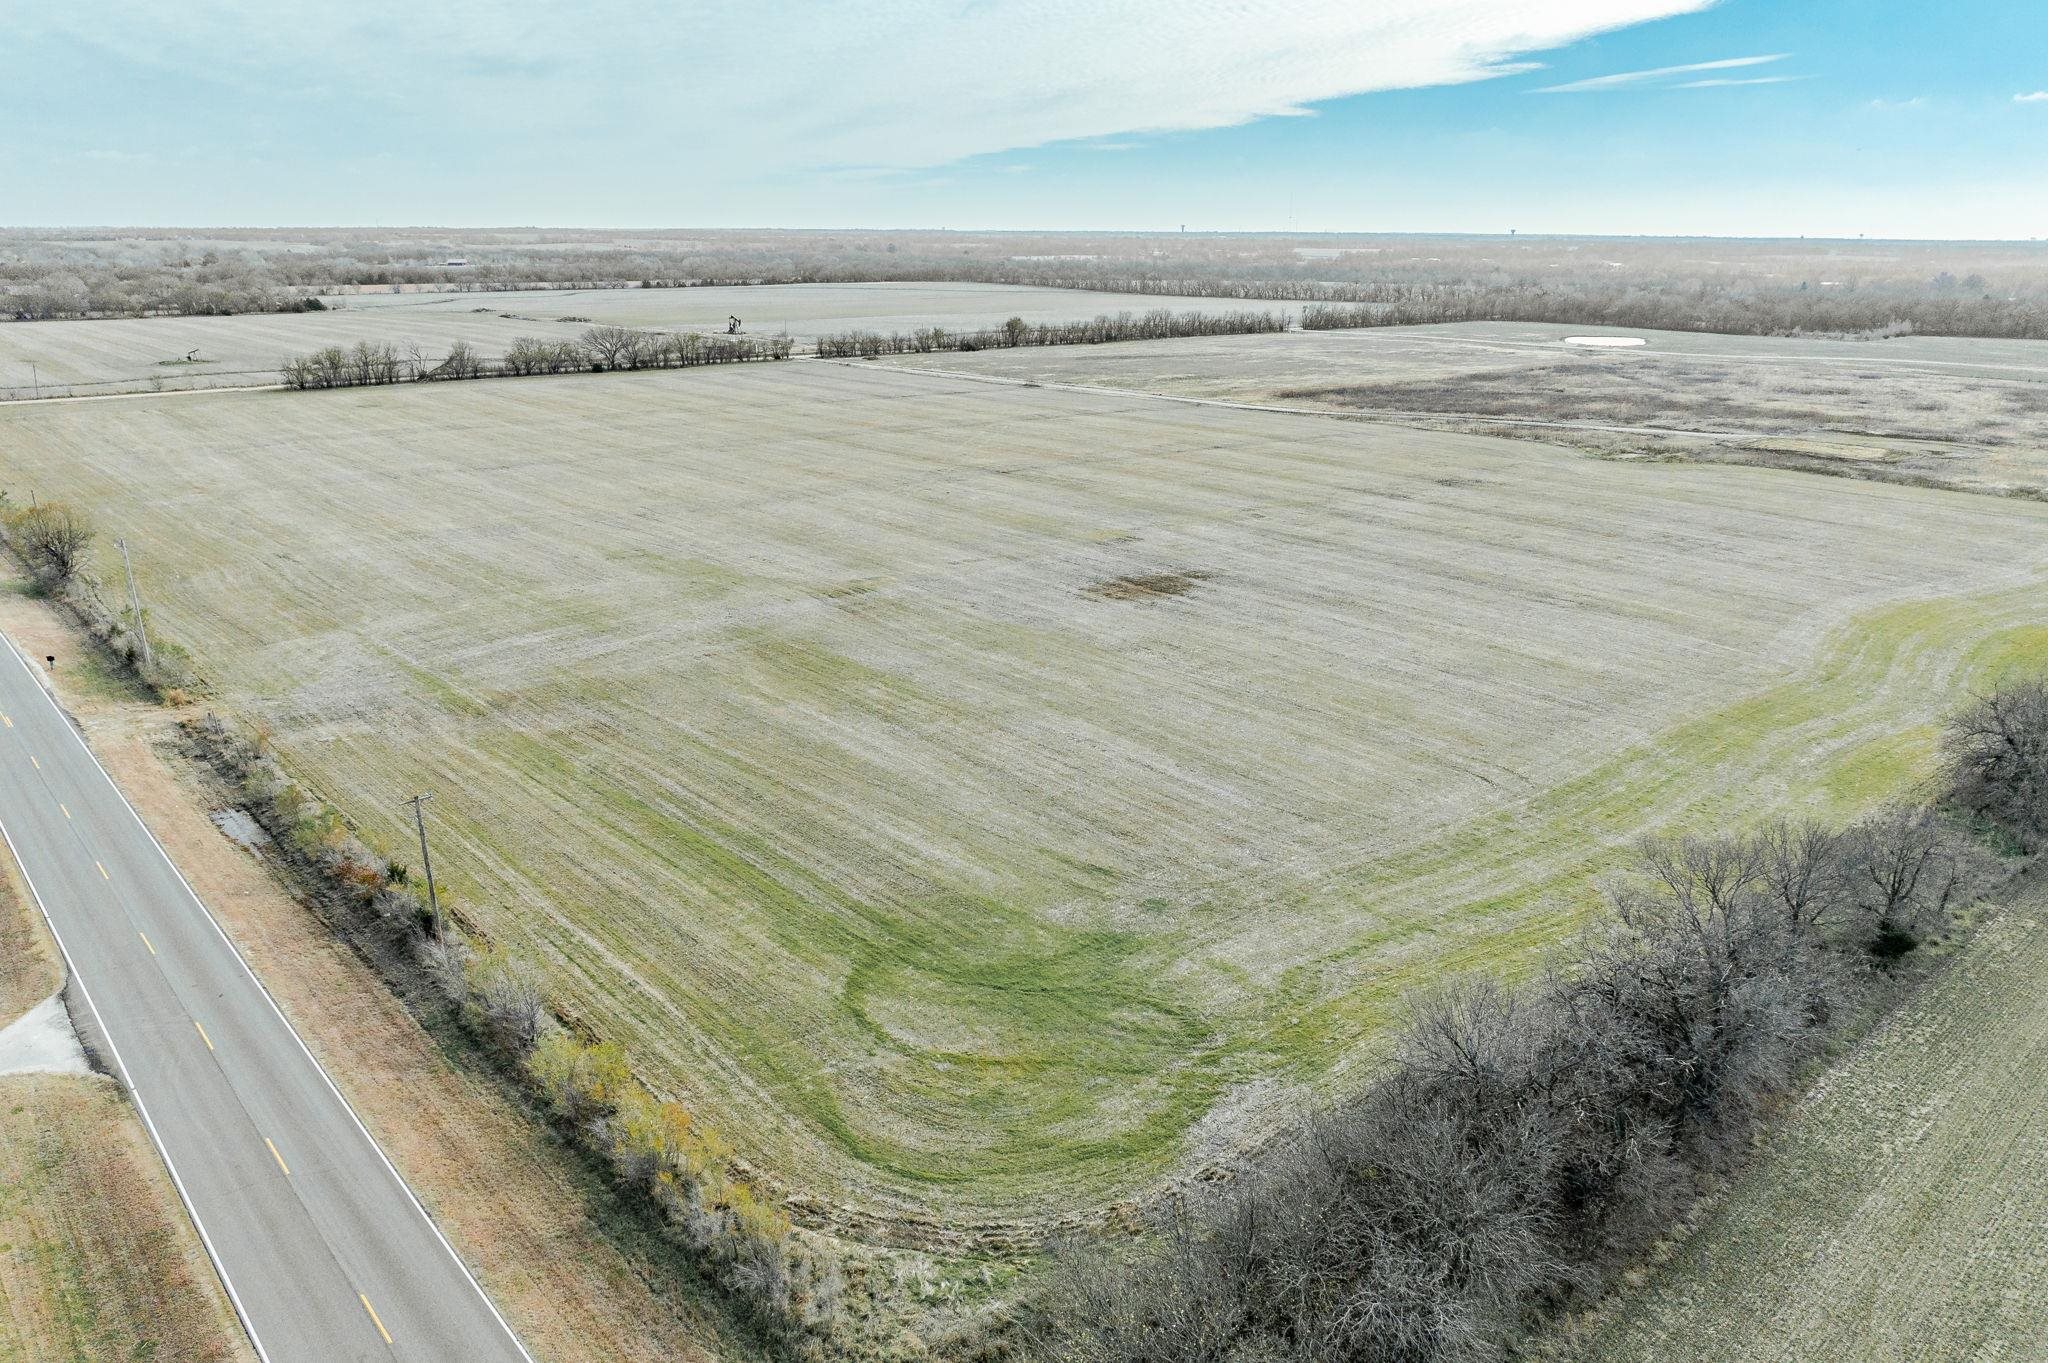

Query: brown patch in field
[1084,570,1213,601]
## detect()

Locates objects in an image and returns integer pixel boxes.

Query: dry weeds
[876,322,2048,496]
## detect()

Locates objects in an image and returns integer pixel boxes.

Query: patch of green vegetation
[1258,582,2048,1085]
[382,650,492,718]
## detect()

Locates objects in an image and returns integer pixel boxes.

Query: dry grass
[3,361,2046,1228]
[1566,880,2048,1361]
[875,322,2048,496]
[0,847,57,1024]
[0,1075,254,1363]
[0,309,594,399]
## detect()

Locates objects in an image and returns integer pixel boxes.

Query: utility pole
[115,537,152,671]
[403,792,443,941]
[29,363,38,400]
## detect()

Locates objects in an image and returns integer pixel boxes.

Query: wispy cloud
[1675,75,1805,88]
[1866,96,1928,110]
[1535,53,1789,94]
[2017,91,2048,103]
[16,1,1718,178]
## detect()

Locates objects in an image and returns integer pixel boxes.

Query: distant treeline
[9,228,2048,340]
[813,307,1287,358]
[280,326,791,390]
[1024,679,2048,1363]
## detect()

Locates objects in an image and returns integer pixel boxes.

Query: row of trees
[280,328,793,390]
[11,229,2047,337]
[1027,684,2047,1363]
[813,308,1288,358]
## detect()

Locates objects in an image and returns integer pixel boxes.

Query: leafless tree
[1943,679,2048,845]
[1845,805,1972,954]
[580,325,641,370]
[6,503,95,583]
[1755,817,1852,934]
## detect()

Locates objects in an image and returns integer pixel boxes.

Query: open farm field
[0,308,595,400]
[2,362,2045,1226]
[318,280,1292,339]
[875,322,2048,496]
[0,282,1291,400]
[1569,878,2048,1362]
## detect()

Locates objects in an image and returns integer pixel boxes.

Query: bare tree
[580,325,640,370]
[1846,805,1970,955]
[1755,817,1852,934]
[1943,679,2048,845]
[6,503,95,583]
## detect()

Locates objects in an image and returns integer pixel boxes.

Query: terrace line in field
[4,359,2046,1222]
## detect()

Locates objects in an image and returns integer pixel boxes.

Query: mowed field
[2,360,2045,1223]
[1571,879,2048,1361]
[875,323,2048,496]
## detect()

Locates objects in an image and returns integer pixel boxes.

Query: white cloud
[1535,53,1788,94]
[1866,96,1928,110]
[17,1,1716,175]
[1674,75,1804,88]
[2016,91,2048,103]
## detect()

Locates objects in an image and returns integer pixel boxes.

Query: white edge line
[0,817,274,1363]
[0,634,536,1363]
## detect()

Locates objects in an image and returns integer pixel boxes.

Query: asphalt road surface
[0,635,533,1363]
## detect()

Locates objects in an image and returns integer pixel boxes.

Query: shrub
[528,1029,631,1126]
[4,503,94,583]
[464,949,545,1056]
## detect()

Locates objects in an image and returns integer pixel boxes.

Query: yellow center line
[193,1020,214,1051]
[95,861,108,880]
[359,1293,393,1345]
[139,932,156,956]
[265,1137,291,1177]
[59,803,70,819]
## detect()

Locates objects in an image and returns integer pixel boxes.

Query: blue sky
[5,0,2045,237]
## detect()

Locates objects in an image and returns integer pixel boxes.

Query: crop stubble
[1,357,2043,1222]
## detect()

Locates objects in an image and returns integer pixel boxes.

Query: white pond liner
[1563,335,1647,348]
[0,994,91,1077]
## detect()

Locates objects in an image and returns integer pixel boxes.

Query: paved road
[0,636,533,1363]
